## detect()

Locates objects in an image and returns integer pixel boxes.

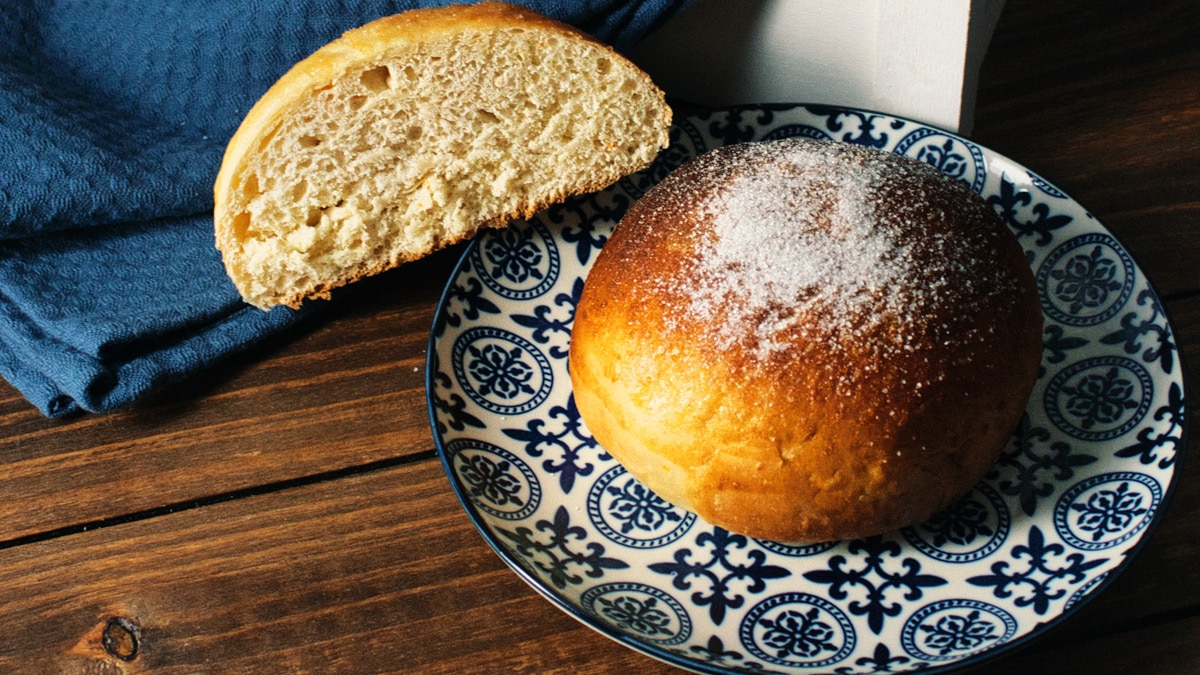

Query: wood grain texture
[977,612,1200,674]
[3,443,1196,675]
[0,461,676,674]
[0,0,1197,673]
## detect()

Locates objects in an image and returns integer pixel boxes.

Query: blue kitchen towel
[0,0,692,417]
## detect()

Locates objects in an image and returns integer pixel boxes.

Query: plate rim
[424,102,1192,674]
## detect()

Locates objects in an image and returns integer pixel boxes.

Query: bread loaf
[214,2,671,309]
[569,138,1043,543]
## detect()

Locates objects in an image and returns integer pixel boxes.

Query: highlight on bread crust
[569,138,1043,544]
[214,2,671,310]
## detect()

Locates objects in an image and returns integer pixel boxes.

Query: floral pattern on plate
[427,104,1186,674]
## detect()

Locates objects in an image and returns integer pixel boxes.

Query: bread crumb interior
[224,27,664,309]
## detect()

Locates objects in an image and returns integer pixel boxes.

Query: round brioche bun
[568,138,1043,543]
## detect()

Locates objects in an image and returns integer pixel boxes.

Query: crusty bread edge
[213,2,671,309]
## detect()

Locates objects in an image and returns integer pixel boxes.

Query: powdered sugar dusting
[669,139,1001,361]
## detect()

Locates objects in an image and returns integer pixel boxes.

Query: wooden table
[1,0,1197,672]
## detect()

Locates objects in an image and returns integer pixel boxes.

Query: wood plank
[974,607,1200,674]
[0,458,678,674]
[0,420,1197,674]
[0,248,461,544]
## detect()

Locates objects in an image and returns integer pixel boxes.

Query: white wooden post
[628,0,1006,134]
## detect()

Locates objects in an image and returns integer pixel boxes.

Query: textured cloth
[0,0,691,417]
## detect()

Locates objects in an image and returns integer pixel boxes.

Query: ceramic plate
[426,105,1187,673]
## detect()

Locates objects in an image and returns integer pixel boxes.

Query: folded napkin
[0,0,691,417]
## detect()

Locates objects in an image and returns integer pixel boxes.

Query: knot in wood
[101,617,140,662]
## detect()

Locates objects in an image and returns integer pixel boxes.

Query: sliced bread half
[214,2,671,309]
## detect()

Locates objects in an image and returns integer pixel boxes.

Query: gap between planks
[0,449,439,551]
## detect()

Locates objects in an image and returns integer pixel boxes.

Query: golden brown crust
[570,139,1043,543]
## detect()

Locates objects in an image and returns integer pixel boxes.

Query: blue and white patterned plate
[426,105,1187,673]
